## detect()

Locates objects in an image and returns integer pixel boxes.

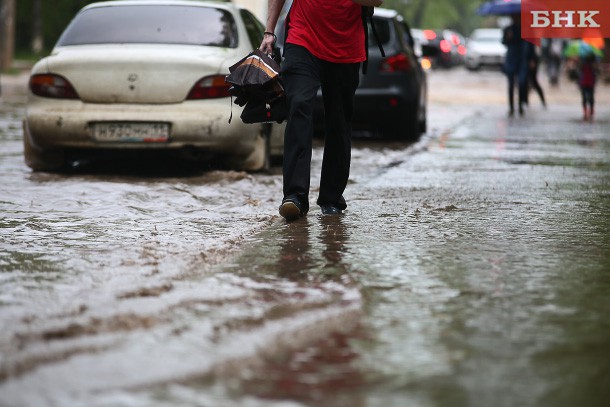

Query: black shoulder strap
[362,6,385,74]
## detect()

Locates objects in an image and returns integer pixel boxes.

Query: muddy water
[2,70,610,406]
[0,73,465,406]
[152,103,608,407]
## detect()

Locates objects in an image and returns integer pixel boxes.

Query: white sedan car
[464,28,506,71]
[23,0,284,172]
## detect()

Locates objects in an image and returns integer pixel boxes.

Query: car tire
[403,101,421,141]
[22,120,67,172]
[235,126,270,172]
[419,113,427,134]
[418,92,427,134]
[381,101,420,140]
[259,124,272,173]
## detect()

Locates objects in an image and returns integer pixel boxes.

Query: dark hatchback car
[276,6,427,140]
[413,29,466,69]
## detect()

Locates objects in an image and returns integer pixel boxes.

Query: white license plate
[91,122,170,142]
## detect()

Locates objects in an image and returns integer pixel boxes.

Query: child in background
[578,54,598,121]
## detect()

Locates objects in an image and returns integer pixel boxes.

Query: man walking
[259,0,383,222]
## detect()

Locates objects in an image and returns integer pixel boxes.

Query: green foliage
[13,0,492,55]
[15,0,99,54]
[383,0,487,35]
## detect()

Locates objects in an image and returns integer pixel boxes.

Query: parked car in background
[314,8,428,139]
[414,29,466,69]
[410,28,432,70]
[464,28,505,70]
[23,0,284,172]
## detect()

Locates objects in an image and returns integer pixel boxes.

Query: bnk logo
[521,0,610,44]
[530,11,600,28]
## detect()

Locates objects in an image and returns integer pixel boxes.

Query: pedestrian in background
[259,0,384,222]
[541,38,565,86]
[502,13,529,117]
[527,42,546,108]
[578,53,598,121]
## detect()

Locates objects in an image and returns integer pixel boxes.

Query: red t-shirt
[286,0,366,63]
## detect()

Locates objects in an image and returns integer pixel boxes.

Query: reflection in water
[276,219,312,279]
[243,215,368,407]
[319,215,350,279]
[276,215,351,282]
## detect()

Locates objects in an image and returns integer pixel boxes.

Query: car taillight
[423,30,437,40]
[186,75,231,99]
[379,53,411,72]
[421,57,432,70]
[440,39,452,53]
[457,44,467,56]
[29,74,79,99]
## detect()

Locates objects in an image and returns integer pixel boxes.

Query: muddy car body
[23,0,284,171]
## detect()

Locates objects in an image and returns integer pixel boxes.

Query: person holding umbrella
[477,1,528,116]
[573,42,602,121]
[563,40,603,121]
[578,53,598,121]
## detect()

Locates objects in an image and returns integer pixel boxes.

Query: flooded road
[1,69,609,406]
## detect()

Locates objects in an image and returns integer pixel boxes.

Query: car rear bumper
[315,86,418,131]
[24,96,262,156]
[466,54,504,67]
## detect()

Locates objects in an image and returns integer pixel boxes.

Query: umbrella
[477,0,521,16]
[582,37,605,50]
[226,49,282,95]
[563,40,604,59]
[225,49,287,124]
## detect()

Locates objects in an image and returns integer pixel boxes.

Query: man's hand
[259,32,276,55]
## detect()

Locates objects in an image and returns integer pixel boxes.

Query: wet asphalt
[1,69,609,406]
[204,99,610,407]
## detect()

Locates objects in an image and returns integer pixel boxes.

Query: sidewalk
[427,66,610,107]
[0,71,30,101]
[204,100,610,406]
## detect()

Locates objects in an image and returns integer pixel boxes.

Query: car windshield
[57,5,238,47]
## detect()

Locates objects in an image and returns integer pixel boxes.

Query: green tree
[1,0,16,70]
[16,0,98,55]
[384,0,488,36]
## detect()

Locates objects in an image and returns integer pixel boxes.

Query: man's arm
[259,0,287,54]
[352,0,384,6]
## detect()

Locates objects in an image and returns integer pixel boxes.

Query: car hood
[39,44,236,104]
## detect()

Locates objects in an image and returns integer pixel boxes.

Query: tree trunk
[0,0,16,71]
[32,0,43,54]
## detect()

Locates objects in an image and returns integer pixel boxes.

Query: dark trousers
[281,44,360,210]
[507,70,528,112]
[528,63,546,105]
[581,86,594,110]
